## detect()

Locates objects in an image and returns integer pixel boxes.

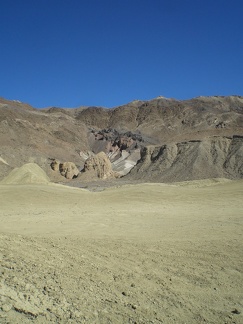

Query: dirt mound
[1,163,50,184]
[81,152,119,180]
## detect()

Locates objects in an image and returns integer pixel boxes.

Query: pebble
[1,304,12,312]
[232,308,241,314]
[74,310,83,318]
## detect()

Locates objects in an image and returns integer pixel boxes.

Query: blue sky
[1,0,242,108]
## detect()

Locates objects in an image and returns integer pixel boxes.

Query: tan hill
[0,95,243,183]
[1,163,50,184]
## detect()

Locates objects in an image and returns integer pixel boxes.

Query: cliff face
[127,136,243,182]
[0,95,243,182]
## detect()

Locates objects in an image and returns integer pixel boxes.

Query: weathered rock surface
[50,160,80,179]
[82,152,119,180]
[59,162,80,179]
[0,95,243,183]
[0,98,89,180]
[50,159,60,171]
[75,95,243,143]
[128,136,243,182]
[87,128,144,176]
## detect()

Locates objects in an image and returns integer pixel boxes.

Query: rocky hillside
[0,95,243,182]
[127,136,243,182]
[73,96,243,142]
[0,98,89,180]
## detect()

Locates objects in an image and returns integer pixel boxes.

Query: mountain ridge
[0,95,242,184]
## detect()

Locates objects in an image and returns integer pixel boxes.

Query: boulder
[50,160,60,171]
[59,162,80,179]
[83,152,119,179]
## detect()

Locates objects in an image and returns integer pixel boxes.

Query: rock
[232,308,241,314]
[59,162,79,179]
[128,136,243,182]
[51,160,80,179]
[1,95,243,183]
[1,304,12,312]
[79,150,94,161]
[82,152,120,179]
[50,160,60,171]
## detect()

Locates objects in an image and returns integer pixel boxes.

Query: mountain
[0,95,242,183]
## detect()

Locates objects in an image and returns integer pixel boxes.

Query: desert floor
[0,179,243,323]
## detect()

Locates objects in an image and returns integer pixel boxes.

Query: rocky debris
[0,235,82,323]
[82,152,120,179]
[50,160,80,179]
[87,129,145,176]
[89,128,145,158]
[91,128,143,145]
[216,121,227,128]
[1,220,243,324]
[128,136,243,182]
[79,150,94,161]
[111,149,141,176]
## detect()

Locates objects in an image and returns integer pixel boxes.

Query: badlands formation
[0,96,243,323]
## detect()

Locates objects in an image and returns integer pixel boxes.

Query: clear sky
[1,0,243,108]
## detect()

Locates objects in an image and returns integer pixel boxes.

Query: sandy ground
[0,180,243,323]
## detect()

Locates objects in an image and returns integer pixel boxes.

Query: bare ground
[0,180,243,323]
